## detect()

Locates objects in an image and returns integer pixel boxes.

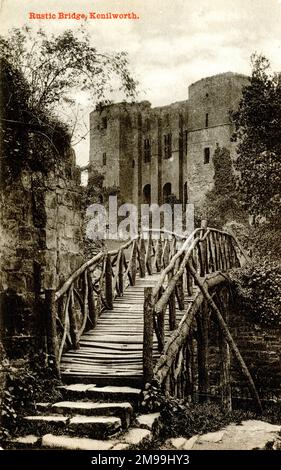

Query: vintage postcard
[0,0,281,462]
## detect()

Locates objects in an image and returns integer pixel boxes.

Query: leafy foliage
[0,353,62,442]
[0,26,137,144]
[0,58,70,185]
[160,401,255,440]
[230,259,281,326]
[199,146,246,228]
[141,383,255,441]
[0,27,137,185]
[232,54,281,225]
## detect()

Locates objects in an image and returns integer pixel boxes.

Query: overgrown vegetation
[0,352,62,443]
[0,27,137,141]
[199,55,281,329]
[0,27,137,186]
[232,53,281,225]
[138,383,281,448]
[229,260,281,327]
[199,146,246,228]
[0,58,71,185]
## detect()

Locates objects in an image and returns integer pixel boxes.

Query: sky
[1,0,281,165]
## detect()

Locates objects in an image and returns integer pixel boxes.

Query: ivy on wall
[198,145,246,228]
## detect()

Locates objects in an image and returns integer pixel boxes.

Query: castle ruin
[89,72,249,208]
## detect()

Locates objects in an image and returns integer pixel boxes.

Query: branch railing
[44,229,182,376]
[143,224,262,412]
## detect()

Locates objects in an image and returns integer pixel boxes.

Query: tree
[199,146,246,228]
[0,57,71,185]
[232,53,281,225]
[0,26,137,145]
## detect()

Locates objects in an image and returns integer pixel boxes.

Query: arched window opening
[143,184,151,205]
[163,182,172,203]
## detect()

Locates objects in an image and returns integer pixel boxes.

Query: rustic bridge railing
[142,223,262,412]
[44,229,183,376]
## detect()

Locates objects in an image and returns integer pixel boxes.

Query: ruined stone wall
[229,308,281,403]
[89,72,249,210]
[186,72,249,206]
[89,105,121,190]
[0,151,85,357]
[207,299,281,404]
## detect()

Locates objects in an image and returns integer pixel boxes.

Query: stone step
[24,415,121,439]
[135,412,161,431]
[9,426,152,450]
[9,435,41,449]
[68,416,122,438]
[59,384,142,403]
[41,428,152,450]
[24,415,68,434]
[118,428,152,447]
[41,434,118,450]
[37,401,133,429]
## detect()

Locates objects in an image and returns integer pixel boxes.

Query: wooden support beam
[186,335,195,401]
[188,262,262,413]
[118,249,124,295]
[175,269,185,310]
[45,289,60,378]
[139,238,146,278]
[197,301,209,403]
[143,287,154,385]
[157,309,165,352]
[68,289,79,350]
[162,240,170,267]
[87,269,97,327]
[105,254,113,310]
[131,240,137,285]
[146,234,152,275]
[156,239,163,272]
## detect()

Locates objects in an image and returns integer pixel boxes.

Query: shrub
[230,260,281,326]
[0,353,62,442]
[141,383,254,440]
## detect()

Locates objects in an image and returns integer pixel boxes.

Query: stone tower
[89,72,249,208]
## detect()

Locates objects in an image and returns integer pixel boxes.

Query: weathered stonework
[207,302,281,403]
[89,72,249,208]
[0,151,85,357]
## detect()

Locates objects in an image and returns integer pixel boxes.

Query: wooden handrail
[46,227,188,374]
[142,225,260,412]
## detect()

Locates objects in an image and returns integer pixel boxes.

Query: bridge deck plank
[60,272,187,385]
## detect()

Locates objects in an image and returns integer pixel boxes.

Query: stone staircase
[10,383,160,450]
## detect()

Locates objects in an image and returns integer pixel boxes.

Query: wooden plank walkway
[60,273,186,386]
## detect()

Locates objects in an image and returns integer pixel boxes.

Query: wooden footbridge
[44,224,262,413]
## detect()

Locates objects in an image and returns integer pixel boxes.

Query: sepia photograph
[0,0,281,462]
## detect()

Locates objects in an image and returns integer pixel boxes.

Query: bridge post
[162,240,170,268]
[45,289,60,377]
[156,238,163,272]
[197,301,210,403]
[118,249,124,295]
[87,269,98,327]
[146,234,152,275]
[105,254,113,310]
[168,268,176,330]
[176,254,185,310]
[199,220,208,276]
[139,238,146,278]
[143,287,154,384]
[131,241,137,285]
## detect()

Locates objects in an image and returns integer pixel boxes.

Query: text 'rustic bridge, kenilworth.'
[44,223,262,414]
